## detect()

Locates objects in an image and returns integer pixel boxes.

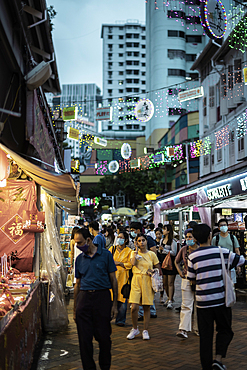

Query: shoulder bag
[219,247,236,307]
[162,252,173,270]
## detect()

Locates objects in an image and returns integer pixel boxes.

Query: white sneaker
[142,330,150,340]
[127,327,140,340]
[163,298,169,306]
[167,300,173,309]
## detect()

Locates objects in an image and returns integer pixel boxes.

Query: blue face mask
[131,231,137,238]
[220,225,228,233]
[76,243,89,253]
[186,239,195,247]
[117,238,125,246]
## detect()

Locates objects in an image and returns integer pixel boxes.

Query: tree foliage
[89,169,165,209]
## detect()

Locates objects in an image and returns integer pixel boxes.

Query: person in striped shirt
[187,223,245,370]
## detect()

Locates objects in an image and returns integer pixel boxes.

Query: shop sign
[1,214,26,244]
[80,197,100,207]
[68,127,80,141]
[108,160,119,173]
[180,193,197,205]
[243,68,247,85]
[63,106,78,121]
[134,99,154,122]
[178,87,204,102]
[240,176,247,191]
[207,184,231,201]
[160,200,175,210]
[222,209,232,216]
[152,153,164,164]
[130,159,140,169]
[96,107,112,121]
[200,0,227,40]
[121,143,132,159]
[94,136,107,147]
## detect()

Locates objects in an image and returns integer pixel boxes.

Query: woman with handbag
[161,224,178,309]
[109,231,132,326]
[127,233,160,340]
[175,229,199,339]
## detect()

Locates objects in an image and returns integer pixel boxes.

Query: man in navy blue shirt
[89,220,106,250]
[74,228,118,370]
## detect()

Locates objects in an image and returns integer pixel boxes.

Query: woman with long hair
[109,231,132,326]
[161,224,178,309]
[105,227,115,249]
[127,233,160,340]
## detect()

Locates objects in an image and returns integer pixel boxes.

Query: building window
[142,35,146,40]
[119,71,124,75]
[134,52,139,57]
[134,88,139,92]
[134,124,139,129]
[126,88,132,92]
[119,62,124,66]
[142,54,146,58]
[126,124,132,129]
[168,108,187,115]
[228,65,233,89]
[126,33,132,38]
[108,71,112,78]
[119,44,124,48]
[126,79,132,83]
[108,53,112,58]
[186,54,197,62]
[203,97,207,116]
[229,130,235,156]
[118,80,123,85]
[108,35,113,39]
[134,34,139,38]
[141,44,146,48]
[108,62,112,69]
[108,89,112,93]
[134,61,139,65]
[108,126,112,130]
[186,16,200,24]
[141,62,146,66]
[142,71,146,76]
[168,49,185,59]
[234,59,242,84]
[119,53,123,57]
[217,148,222,162]
[186,35,202,43]
[204,156,209,166]
[134,43,139,47]
[238,137,244,152]
[126,61,132,65]
[119,26,123,30]
[108,98,112,103]
[108,80,112,84]
[108,27,112,33]
[126,43,132,47]
[126,70,132,75]
[133,70,139,75]
[119,35,124,39]
[119,126,124,130]
[221,73,227,97]
[141,80,145,84]
[142,90,146,93]
[168,69,186,77]
[209,86,215,107]
[119,89,124,93]
[108,44,113,49]
[168,30,185,38]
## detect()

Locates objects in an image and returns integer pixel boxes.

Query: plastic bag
[151,268,163,292]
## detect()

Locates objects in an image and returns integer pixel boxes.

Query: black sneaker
[138,315,143,321]
[150,314,157,318]
[212,360,227,370]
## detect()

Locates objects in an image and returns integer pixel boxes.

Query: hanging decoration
[108,160,119,173]
[134,98,154,122]
[215,125,229,150]
[121,143,132,159]
[190,136,211,158]
[200,0,227,40]
[229,14,247,53]
[236,110,247,139]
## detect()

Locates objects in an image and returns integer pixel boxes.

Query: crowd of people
[71,218,246,370]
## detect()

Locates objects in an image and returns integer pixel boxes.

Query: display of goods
[22,210,45,233]
[228,222,238,230]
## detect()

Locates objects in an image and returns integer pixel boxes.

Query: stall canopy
[0,144,78,214]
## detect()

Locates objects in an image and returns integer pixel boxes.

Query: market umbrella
[112,207,136,216]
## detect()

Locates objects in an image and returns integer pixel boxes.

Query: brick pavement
[31,277,247,370]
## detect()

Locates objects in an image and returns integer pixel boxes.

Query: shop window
[217,148,222,162]
[203,97,207,116]
[209,86,215,107]
[234,59,242,84]
[204,156,209,166]
[238,137,244,152]
[228,65,233,90]
[221,73,227,97]
[229,130,235,157]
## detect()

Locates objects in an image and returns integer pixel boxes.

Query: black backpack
[215,234,235,251]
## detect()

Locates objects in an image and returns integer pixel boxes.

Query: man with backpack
[211,219,241,284]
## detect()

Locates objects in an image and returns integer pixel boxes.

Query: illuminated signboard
[200,0,227,40]
[94,136,107,147]
[207,184,232,201]
[178,87,204,103]
[121,143,132,159]
[68,127,80,141]
[130,158,140,169]
[80,197,101,207]
[222,209,232,216]
[134,99,154,122]
[96,107,113,121]
[63,106,78,121]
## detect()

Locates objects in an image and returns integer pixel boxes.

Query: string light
[215,125,229,150]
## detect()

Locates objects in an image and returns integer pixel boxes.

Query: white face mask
[220,225,228,233]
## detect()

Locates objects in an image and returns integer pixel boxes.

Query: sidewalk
[31,277,247,370]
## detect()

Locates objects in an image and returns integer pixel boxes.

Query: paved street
[31,278,247,370]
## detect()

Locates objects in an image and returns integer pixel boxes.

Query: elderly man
[74,228,118,370]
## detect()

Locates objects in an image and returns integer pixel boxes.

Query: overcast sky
[47,0,145,91]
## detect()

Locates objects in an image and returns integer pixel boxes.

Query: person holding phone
[127,233,160,340]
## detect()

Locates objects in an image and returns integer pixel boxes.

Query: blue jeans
[116,300,127,325]
[138,300,156,317]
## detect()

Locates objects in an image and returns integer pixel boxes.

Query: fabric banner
[0,180,37,271]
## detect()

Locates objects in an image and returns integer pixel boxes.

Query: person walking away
[175,229,199,339]
[105,228,115,249]
[161,224,178,309]
[187,223,246,370]
[70,226,80,283]
[211,219,241,285]
[130,222,157,319]
[89,221,106,249]
[146,223,156,240]
[109,231,132,326]
[73,228,118,370]
[155,227,166,303]
[127,233,161,340]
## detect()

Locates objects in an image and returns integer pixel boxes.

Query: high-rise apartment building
[101,20,146,139]
[61,83,101,158]
[145,0,207,147]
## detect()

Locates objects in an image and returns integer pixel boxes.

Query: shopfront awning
[0,144,78,213]
[197,194,247,208]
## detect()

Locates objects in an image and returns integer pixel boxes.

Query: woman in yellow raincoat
[109,231,132,326]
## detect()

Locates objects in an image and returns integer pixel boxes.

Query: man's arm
[73,278,80,321]
[109,271,118,319]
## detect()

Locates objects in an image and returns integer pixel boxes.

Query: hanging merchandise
[134,98,154,122]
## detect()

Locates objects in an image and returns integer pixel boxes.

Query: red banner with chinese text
[0,180,37,271]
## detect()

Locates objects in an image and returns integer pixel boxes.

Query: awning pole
[179,211,183,245]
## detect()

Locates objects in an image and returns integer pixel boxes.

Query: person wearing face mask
[73,228,118,370]
[89,221,106,250]
[175,229,199,339]
[109,231,132,326]
[212,219,241,285]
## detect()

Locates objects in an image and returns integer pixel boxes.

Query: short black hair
[89,221,99,231]
[71,226,80,239]
[130,222,142,231]
[158,223,163,228]
[218,218,228,227]
[192,224,211,244]
[155,227,162,233]
[149,223,155,230]
[188,221,198,229]
[74,228,93,240]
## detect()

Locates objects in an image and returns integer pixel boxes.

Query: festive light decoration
[190,136,211,158]
[121,143,132,159]
[108,160,119,173]
[236,110,247,139]
[134,99,154,122]
[215,125,229,150]
[200,0,227,40]
[229,13,247,53]
[80,197,101,207]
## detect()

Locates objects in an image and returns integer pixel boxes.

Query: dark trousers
[76,289,112,370]
[197,305,234,370]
